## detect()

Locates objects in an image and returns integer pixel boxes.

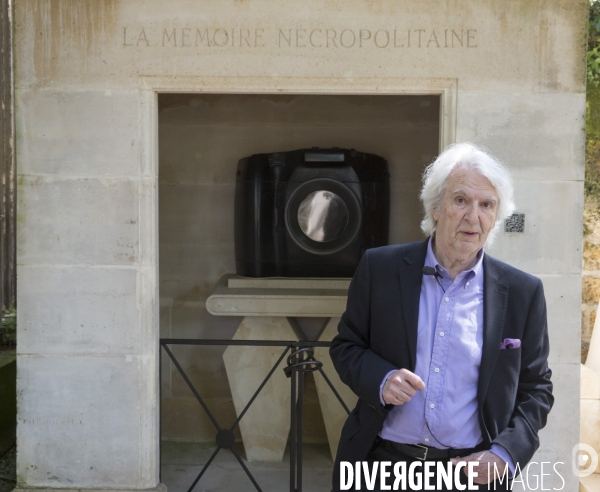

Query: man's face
[432,166,499,261]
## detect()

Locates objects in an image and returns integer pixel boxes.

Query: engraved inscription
[275,28,479,49]
[122,26,478,49]
[123,27,150,47]
[20,418,84,425]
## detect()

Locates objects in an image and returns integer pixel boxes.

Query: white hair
[420,142,516,245]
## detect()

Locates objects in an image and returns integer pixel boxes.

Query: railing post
[289,355,296,492]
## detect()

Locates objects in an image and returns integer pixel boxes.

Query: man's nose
[464,203,479,222]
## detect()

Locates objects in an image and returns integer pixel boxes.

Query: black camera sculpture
[234,148,390,277]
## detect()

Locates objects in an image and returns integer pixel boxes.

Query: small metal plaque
[505,213,525,233]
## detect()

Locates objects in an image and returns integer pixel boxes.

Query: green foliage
[586,88,600,201]
[0,309,15,348]
[585,135,600,202]
[589,1,600,86]
[587,2,600,203]
[588,49,600,88]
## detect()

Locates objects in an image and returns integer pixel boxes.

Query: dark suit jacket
[329,239,553,490]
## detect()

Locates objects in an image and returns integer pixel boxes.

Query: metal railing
[160,338,350,492]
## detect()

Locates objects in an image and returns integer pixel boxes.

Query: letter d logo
[572,443,598,478]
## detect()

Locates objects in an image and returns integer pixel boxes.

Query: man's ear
[432,208,439,223]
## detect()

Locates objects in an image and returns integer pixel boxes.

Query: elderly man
[330,143,553,491]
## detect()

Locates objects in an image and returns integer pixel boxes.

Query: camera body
[234,147,390,277]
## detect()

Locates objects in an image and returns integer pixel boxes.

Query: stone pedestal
[206,275,349,318]
[580,474,600,492]
[581,301,600,480]
[586,304,600,376]
[210,275,354,462]
[580,364,600,475]
[223,316,298,462]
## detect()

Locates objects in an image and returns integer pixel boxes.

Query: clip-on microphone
[422,266,446,293]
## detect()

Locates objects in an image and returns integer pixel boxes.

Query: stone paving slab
[161,441,332,492]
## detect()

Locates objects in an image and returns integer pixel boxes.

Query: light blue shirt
[379,238,514,474]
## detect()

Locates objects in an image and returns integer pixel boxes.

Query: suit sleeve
[491,278,554,471]
[329,250,397,408]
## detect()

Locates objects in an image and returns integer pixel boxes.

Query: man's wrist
[379,369,397,405]
[489,444,515,478]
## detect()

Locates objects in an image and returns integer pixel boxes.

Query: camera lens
[284,178,362,255]
[297,191,349,242]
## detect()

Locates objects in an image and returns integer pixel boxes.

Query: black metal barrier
[160,339,351,492]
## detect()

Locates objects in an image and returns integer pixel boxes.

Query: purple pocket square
[500,338,521,350]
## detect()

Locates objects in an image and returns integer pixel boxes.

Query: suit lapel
[477,255,509,412]
[398,239,428,371]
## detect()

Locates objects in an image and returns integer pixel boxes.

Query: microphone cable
[422,265,446,293]
[420,266,453,449]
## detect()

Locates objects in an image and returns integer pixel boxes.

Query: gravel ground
[0,447,16,492]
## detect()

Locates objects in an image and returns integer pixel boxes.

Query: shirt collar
[425,236,484,281]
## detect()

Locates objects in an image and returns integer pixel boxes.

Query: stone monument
[13,1,587,491]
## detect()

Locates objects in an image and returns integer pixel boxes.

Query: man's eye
[482,202,491,208]
[456,197,465,204]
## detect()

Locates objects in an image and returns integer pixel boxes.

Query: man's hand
[450,450,509,485]
[382,369,425,405]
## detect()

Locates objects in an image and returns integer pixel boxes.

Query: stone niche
[14,1,587,492]
[158,93,440,443]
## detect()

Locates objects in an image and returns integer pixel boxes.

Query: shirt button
[430,403,435,409]
[435,368,440,373]
[444,297,449,302]
[424,438,430,442]
[466,282,470,286]
[440,332,445,336]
